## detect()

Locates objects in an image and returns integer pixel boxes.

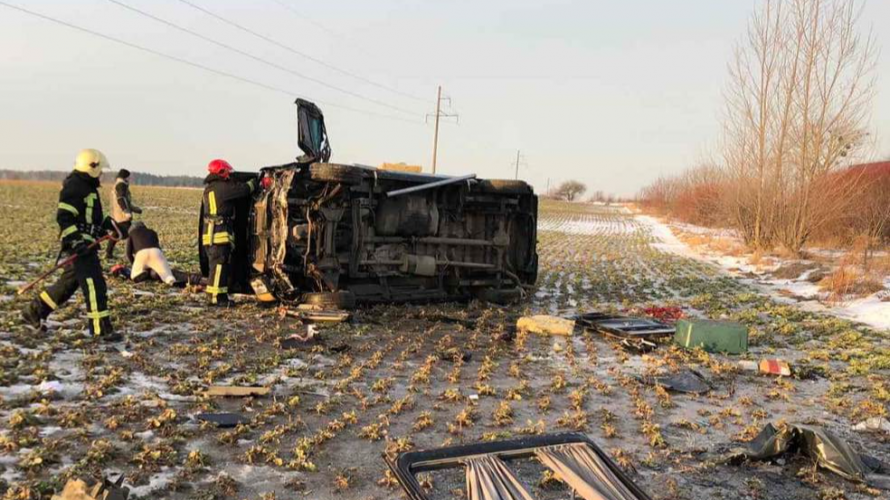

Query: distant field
[0,180,887,500]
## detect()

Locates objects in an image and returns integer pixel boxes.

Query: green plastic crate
[673,319,748,354]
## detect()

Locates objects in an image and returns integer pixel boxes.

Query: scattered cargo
[516,315,575,336]
[673,319,748,354]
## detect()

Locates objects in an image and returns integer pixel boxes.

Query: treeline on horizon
[0,169,205,187]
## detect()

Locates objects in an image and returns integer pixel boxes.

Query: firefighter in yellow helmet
[22,149,124,340]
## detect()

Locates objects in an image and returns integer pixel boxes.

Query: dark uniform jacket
[125,225,161,263]
[201,174,255,246]
[57,172,112,250]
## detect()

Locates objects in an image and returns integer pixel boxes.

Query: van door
[296,99,332,163]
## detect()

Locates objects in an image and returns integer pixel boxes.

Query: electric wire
[265,0,428,103]
[0,1,423,125]
[177,0,427,105]
[105,0,418,116]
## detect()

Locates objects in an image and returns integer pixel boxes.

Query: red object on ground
[641,306,684,323]
[759,359,791,376]
[207,159,233,179]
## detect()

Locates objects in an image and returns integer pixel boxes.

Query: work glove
[73,239,93,258]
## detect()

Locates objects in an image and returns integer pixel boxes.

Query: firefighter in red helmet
[201,159,256,306]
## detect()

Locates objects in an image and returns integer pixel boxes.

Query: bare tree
[723,0,876,254]
[555,181,587,202]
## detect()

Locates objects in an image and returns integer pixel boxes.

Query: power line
[0,1,422,124]
[265,0,427,103]
[175,0,426,106]
[105,0,417,117]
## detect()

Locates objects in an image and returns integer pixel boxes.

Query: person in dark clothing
[22,149,124,340]
[109,222,199,287]
[125,222,176,285]
[202,159,256,306]
[106,169,142,259]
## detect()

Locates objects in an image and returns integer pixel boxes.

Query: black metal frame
[576,312,675,352]
[384,432,652,500]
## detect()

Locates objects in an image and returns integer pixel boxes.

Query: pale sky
[1,0,889,196]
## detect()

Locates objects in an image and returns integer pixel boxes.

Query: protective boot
[92,317,122,342]
[210,298,238,308]
[21,300,50,332]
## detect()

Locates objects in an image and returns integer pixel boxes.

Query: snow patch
[637,214,890,332]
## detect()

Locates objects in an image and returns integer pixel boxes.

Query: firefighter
[105,168,142,260]
[202,159,256,307]
[21,149,125,340]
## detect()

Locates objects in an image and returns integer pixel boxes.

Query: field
[0,181,888,500]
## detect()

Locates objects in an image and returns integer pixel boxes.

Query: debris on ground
[576,312,674,353]
[738,359,792,376]
[280,325,319,348]
[51,476,128,500]
[723,423,890,487]
[280,306,351,323]
[196,412,251,428]
[639,305,685,323]
[639,369,710,394]
[516,315,575,336]
[386,433,651,500]
[203,386,271,397]
[674,319,748,354]
[853,417,890,433]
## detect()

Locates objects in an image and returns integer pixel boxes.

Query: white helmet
[73,149,110,178]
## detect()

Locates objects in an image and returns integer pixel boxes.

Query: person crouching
[126,222,176,285]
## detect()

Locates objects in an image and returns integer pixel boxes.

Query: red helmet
[207,159,233,179]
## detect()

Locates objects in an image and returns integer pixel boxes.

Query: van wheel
[308,164,363,185]
[476,179,532,195]
[301,291,357,310]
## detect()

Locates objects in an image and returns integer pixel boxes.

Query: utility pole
[427,86,458,174]
[432,86,442,174]
[514,150,521,180]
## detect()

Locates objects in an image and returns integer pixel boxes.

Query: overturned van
[200,99,538,307]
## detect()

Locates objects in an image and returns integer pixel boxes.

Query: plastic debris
[639,369,710,395]
[853,417,890,433]
[758,359,791,376]
[516,315,575,336]
[723,422,888,486]
[738,359,792,376]
[674,319,748,354]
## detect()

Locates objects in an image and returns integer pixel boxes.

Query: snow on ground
[636,215,890,333]
[537,217,635,235]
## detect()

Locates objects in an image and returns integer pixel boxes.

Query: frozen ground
[633,215,890,333]
[0,200,888,500]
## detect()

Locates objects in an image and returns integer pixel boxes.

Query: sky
[1,0,889,197]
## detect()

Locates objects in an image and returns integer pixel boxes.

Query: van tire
[308,164,363,185]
